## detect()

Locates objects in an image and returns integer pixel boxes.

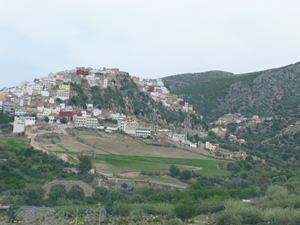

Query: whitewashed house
[172,133,187,143]
[13,117,25,133]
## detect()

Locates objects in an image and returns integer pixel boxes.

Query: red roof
[59,111,74,117]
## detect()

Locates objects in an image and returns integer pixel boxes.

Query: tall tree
[77,155,92,174]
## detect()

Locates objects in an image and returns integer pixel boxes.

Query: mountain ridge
[163,61,300,121]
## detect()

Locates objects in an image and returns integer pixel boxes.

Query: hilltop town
[0,67,259,161]
[0,67,200,146]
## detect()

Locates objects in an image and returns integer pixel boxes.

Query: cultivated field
[93,154,229,176]
[14,127,230,178]
[0,136,30,148]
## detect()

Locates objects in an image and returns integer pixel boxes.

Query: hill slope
[68,73,205,132]
[163,62,300,121]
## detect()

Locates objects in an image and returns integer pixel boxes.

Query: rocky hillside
[163,70,235,91]
[68,73,205,132]
[163,62,300,121]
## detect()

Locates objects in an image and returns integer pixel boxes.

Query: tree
[49,184,67,200]
[77,155,92,174]
[60,117,68,124]
[56,98,63,103]
[180,170,192,181]
[67,185,85,200]
[121,183,128,189]
[22,186,45,206]
[174,204,195,220]
[208,130,217,139]
[170,165,180,177]
[215,211,243,225]
[44,116,49,123]
[231,164,241,173]
[244,162,253,171]
[133,108,140,116]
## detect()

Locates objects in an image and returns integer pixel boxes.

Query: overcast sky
[1,0,300,88]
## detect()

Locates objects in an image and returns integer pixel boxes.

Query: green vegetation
[170,165,180,177]
[0,137,30,148]
[69,81,88,109]
[60,117,68,124]
[163,62,300,122]
[92,154,229,176]
[0,145,73,193]
[2,65,300,223]
[69,75,203,130]
[77,155,92,174]
[0,111,13,133]
[1,135,300,224]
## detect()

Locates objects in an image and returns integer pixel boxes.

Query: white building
[37,108,51,117]
[86,74,98,87]
[37,106,45,113]
[135,128,151,138]
[60,103,66,109]
[14,109,27,116]
[73,115,99,127]
[49,97,55,104]
[41,91,50,97]
[118,120,139,135]
[172,133,187,143]
[51,107,61,114]
[32,84,43,94]
[48,115,56,123]
[13,117,25,133]
[93,109,102,117]
[22,117,36,126]
[86,103,93,109]
[205,142,219,151]
[110,113,126,120]
[156,78,164,87]
[103,78,108,88]
[56,90,70,101]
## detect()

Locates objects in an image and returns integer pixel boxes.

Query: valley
[0,62,300,224]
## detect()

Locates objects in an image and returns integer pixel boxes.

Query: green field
[93,154,229,176]
[0,137,31,148]
[0,136,230,177]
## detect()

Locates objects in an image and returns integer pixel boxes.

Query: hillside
[2,64,300,224]
[163,70,235,91]
[163,62,300,122]
[162,62,300,173]
[68,73,205,132]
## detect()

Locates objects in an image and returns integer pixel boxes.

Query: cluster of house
[209,113,274,145]
[214,113,248,126]
[214,113,272,126]
[0,67,129,132]
[75,66,128,88]
[205,141,247,160]
[132,77,194,113]
[210,127,246,144]
[1,66,201,151]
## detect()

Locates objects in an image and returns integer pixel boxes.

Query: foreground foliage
[1,138,300,224]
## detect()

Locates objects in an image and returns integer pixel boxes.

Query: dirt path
[26,124,72,161]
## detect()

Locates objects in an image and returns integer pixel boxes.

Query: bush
[67,185,84,200]
[77,155,92,174]
[22,186,45,206]
[170,165,180,177]
[49,184,67,200]
[180,170,192,181]
[174,204,196,220]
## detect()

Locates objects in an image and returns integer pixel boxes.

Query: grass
[0,137,31,148]
[51,150,229,177]
[93,154,229,176]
